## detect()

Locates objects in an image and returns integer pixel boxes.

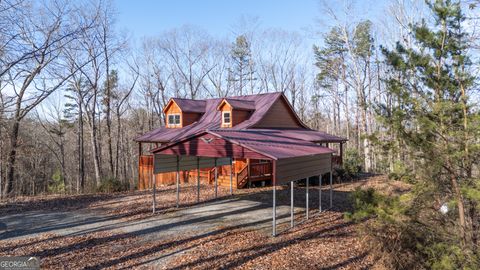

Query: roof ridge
[172,97,206,101]
[223,98,255,102]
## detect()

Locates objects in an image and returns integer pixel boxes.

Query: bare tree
[157,25,215,99]
[1,0,98,196]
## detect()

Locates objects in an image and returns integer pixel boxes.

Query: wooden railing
[208,167,216,184]
[249,163,272,178]
[237,165,249,188]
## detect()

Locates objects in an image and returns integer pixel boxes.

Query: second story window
[222,112,231,126]
[168,114,180,126]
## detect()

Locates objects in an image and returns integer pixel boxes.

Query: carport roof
[151,129,335,160]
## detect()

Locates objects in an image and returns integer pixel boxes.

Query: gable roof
[217,98,255,111]
[136,92,282,142]
[135,92,346,143]
[163,98,206,114]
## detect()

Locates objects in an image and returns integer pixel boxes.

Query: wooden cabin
[135,92,346,190]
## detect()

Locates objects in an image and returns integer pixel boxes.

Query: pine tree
[64,78,88,193]
[229,35,255,95]
[314,26,346,135]
[372,0,480,267]
[102,70,119,178]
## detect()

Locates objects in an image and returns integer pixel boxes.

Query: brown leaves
[0,177,392,269]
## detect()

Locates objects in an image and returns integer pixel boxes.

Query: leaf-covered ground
[0,176,397,269]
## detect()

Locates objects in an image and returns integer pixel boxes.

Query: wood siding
[157,133,271,160]
[233,110,250,126]
[164,101,182,128]
[182,112,201,126]
[275,154,331,185]
[253,97,303,128]
[219,102,251,128]
[219,102,232,128]
[164,100,201,128]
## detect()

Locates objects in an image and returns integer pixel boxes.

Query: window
[222,112,231,125]
[168,114,180,126]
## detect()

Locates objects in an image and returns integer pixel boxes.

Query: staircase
[236,162,272,189]
[207,161,273,189]
[208,168,235,188]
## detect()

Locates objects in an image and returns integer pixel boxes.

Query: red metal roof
[136,92,283,142]
[151,130,335,160]
[135,92,346,144]
[242,129,347,143]
[221,98,255,111]
[170,98,206,113]
[208,130,335,159]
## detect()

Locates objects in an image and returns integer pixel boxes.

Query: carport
[150,129,334,236]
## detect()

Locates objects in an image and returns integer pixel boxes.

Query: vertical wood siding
[253,98,303,128]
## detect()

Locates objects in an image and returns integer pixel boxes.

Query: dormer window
[163,98,206,128]
[222,112,231,126]
[168,114,180,126]
[217,98,254,128]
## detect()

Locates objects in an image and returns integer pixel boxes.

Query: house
[135,92,347,236]
[135,92,346,190]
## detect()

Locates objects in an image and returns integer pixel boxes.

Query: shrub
[333,167,346,182]
[388,160,414,183]
[98,178,129,193]
[48,170,65,193]
[345,187,480,269]
[345,187,383,221]
[343,148,362,177]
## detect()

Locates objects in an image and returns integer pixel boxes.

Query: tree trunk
[90,121,102,188]
[450,173,467,247]
[5,119,20,196]
[115,110,121,180]
[77,100,85,193]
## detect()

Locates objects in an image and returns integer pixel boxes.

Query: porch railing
[249,163,272,178]
[237,165,249,188]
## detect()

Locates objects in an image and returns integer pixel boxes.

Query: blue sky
[115,0,387,39]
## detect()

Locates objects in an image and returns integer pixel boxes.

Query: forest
[1,0,480,268]
[0,0,463,196]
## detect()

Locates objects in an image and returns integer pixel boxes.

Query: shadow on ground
[0,181,373,269]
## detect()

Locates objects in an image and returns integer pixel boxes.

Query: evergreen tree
[102,69,119,177]
[64,78,88,193]
[314,27,346,134]
[229,35,255,95]
[366,0,480,268]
